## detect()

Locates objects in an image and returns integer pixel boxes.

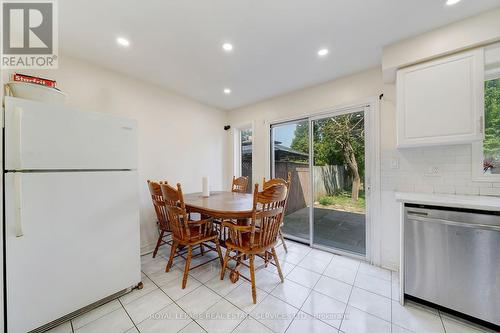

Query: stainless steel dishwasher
[404,204,500,327]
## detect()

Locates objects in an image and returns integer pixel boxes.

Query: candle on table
[202,176,210,197]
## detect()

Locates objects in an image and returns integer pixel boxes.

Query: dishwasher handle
[407,215,500,232]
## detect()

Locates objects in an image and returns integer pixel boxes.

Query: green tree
[318,113,365,201]
[484,78,500,160]
[290,113,365,201]
[290,123,309,154]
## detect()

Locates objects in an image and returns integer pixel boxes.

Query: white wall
[382,8,500,82]
[1,55,228,254]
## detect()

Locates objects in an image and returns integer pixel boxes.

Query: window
[473,43,500,180]
[233,125,253,193]
[240,128,253,193]
[483,76,500,175]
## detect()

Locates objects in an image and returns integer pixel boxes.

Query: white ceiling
[59,0,500,110]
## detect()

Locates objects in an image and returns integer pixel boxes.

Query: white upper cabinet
[397,48,485,148]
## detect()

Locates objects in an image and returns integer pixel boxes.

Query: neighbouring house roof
[242,141,308,161]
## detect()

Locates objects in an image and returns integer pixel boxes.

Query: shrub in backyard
[319,196,335,206]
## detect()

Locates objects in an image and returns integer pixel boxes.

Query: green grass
[317,191,365,213]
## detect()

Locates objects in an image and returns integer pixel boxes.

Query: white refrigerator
[2,97,141,333]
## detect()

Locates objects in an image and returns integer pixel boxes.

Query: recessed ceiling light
[116,37,130,47]
[446,0,461,5]
[223,88,231,95]
[318,48,329,57]
[222,43,233,52]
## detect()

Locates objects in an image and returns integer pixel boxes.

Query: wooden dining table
[183,191,254,219]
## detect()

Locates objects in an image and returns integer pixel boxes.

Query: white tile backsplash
[381,145,500,195]
[479,187,500,196]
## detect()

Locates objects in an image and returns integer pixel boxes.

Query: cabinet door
[397,49,484,148]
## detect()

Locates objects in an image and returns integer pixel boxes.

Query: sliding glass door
[311,110,366,255]
[271,120,311,243]
[271,107,368,257]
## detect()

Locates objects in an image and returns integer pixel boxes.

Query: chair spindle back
[250,183,288,248]
[147,180,171,231]
[160,183,191,240]
[231,176,249,193]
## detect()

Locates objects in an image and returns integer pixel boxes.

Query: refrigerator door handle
[15,173,24,237]
[17,106,23,168]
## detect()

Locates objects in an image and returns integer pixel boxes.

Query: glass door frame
[270,118,310,244]
[309,106,369,260]
[269,101,380,262]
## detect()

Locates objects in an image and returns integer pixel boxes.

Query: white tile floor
[48,241,495,333]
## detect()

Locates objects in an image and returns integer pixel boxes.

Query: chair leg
[166,241,178,272]
[182,245,192,289]
[220,248,231,280]
[279,229,288,253]
[200,244,204,256]
[152,230,164,258]
[271,247,284,283]
[249,254,257,304]
[214,238,224,267]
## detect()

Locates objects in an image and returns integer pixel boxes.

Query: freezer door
[4,97,137,170]
[5,171,140,333]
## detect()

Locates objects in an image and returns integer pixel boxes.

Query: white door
[4,97,137,170]
[5,171,140,333]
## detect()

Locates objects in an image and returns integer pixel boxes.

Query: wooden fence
[275,162,350,214]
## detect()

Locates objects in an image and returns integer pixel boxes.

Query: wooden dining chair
[262,172,292,253]
[161,182,224,289]
[147,180,173,258]
[221,183,288,304]
[212,175,250,239]
[231,176,249,193]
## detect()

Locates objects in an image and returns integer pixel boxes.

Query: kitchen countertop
[395,192,500,211]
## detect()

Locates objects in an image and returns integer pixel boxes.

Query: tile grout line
[225,246,313,333]
[118,298,140,332]
[69,297,131,331]
[70,242,484,333]
[147,242,492,333]
[338,260,360,332]
[282,253,336,333]
[158,244,394,331]
[281,255,394,302]
[224,261,280,332]
[146,243,394,332]
[145,250,276,332]
[390,270,393,333]
[246,249,310,333]
[438,310,448,333]
[272,249,392,331]
[141,268,207,332]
